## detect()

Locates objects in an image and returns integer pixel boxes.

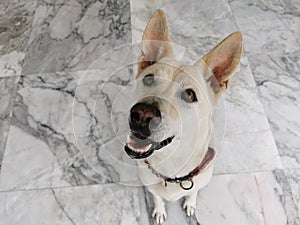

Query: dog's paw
[152,206,167,224]
[183,198,196,217]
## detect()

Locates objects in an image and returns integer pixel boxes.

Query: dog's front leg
[151,192,167,224]
[183,191,198,217]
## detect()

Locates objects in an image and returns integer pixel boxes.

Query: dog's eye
[143,74,155,86]
[181,89,197,103]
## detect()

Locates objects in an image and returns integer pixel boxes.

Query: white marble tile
[131,0,237,62]
[0,126,70,190]
[229,0,299,55]
[0,68,142,191]
[0,0,37,77]
[255,170,300,225]
[196,173,264,225]
[21,0,131,75]
[279,13,300,47]
[0,76,19,170]
[213,57,281,174]
[195,171,299,225]
[214,84,282,174]
[249,52,300,169]
[0,184,146,225]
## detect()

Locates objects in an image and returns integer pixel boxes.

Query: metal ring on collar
[180,180,194,190]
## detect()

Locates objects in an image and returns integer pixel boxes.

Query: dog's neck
[144,119,213,178]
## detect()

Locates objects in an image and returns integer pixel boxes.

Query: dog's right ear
[195,32,243,96]
[138,10,173,75]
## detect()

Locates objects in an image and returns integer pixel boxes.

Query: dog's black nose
[129,103,161,138]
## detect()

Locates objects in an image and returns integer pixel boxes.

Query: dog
[124,10,242,224]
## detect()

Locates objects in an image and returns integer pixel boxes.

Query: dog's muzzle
[125,102,174,159]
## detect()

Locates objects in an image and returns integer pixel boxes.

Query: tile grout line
[245,53,285,170]
[0,181,143,194]
[1,167,300,194]
[226,0,240,33]
[253,174,268,225]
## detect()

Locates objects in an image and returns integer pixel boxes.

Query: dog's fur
[125,10,242,224]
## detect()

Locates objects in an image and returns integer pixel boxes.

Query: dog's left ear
[138,10,173,74]
[196,32,243,93]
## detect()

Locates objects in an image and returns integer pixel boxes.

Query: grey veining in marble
[21,0,131,75]
[249,52,300,169]
[270,170,300,224]
[0,184,146,225]
[0,0,37,77]
[229,0,300,55]
[285,169,300,218]
[195,170,300,225]
[0,76,19,170]
[0,68,139,190]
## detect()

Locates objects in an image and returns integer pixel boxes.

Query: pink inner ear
[213,53,234,83]
[142,10,170,43]
[138,10,174,74]
[202,32,242,87]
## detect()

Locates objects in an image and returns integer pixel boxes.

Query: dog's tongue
[127,135,151,149]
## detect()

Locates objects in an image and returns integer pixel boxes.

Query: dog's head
[125,10,242,159]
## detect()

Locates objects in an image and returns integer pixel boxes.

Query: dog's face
[125,10,242,159]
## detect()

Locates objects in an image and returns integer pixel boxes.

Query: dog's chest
[154,182,195,202]
[140,165,214,202]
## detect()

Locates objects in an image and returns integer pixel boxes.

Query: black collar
[144,147,216,190]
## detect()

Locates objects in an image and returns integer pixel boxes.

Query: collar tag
[180,180,194,190]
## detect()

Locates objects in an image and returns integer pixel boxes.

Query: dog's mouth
[124,133,175,159]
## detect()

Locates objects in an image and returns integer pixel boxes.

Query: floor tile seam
[1,168,298,194]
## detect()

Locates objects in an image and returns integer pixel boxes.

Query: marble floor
[0,0,299,224]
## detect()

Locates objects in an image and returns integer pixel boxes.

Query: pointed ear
[138,10,173,74]
[196,32,243,93]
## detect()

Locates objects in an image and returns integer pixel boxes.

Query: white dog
[124,10,242,224]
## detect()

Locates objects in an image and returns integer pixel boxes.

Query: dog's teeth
[145,144,152,151]
[128,143,152,153]
[135,148,142,153]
